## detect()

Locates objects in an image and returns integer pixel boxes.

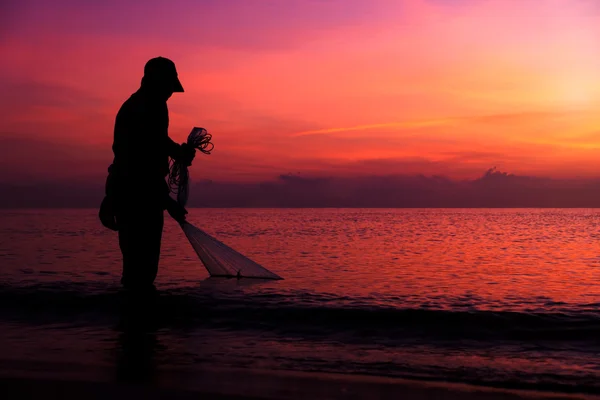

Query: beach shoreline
[1,360,598,400]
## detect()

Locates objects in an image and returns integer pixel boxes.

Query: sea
[0,209,599,394]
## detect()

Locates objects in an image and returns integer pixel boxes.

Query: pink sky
[1,0,599,183]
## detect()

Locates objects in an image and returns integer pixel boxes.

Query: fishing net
[169,127,283,280]
[181,223,283,280]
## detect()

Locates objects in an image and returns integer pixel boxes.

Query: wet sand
[1,360,598,400]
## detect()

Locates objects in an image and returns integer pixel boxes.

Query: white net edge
[182,222,283,280]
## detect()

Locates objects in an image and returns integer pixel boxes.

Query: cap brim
[173,77,184,92]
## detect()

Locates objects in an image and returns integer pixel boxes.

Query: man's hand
[165,196,188,224]
[180,143,196,167]
[99,196,119,231]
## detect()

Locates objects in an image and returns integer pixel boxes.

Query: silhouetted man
[99,57,195,291]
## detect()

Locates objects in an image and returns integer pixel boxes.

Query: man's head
[141,57,184,100]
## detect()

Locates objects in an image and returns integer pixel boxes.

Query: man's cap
[143,57,184,92]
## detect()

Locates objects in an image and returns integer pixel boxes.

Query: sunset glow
[1,0,599,184]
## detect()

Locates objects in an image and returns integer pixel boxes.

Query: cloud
[184,168,600,208]
[291,109,593,138]
[0,136,112,184]
[5,0,385,53]
[0,80,106,110]
[7,167,600,208]
[291,119,456,137]
[0,80,115,144]
[1,0,599,186]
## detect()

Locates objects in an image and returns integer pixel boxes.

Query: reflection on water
[1,209,600,392]
[2,208,600,308]
[115,289,160,384]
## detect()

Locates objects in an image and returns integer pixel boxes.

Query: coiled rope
[168,127,213,204]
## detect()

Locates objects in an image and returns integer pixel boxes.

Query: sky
[1,0,599,185]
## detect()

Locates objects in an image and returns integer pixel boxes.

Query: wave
[0,282,599,344]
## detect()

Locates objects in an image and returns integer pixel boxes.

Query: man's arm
[166,136,183,160]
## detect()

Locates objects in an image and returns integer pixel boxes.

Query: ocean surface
[0,208,599,393]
